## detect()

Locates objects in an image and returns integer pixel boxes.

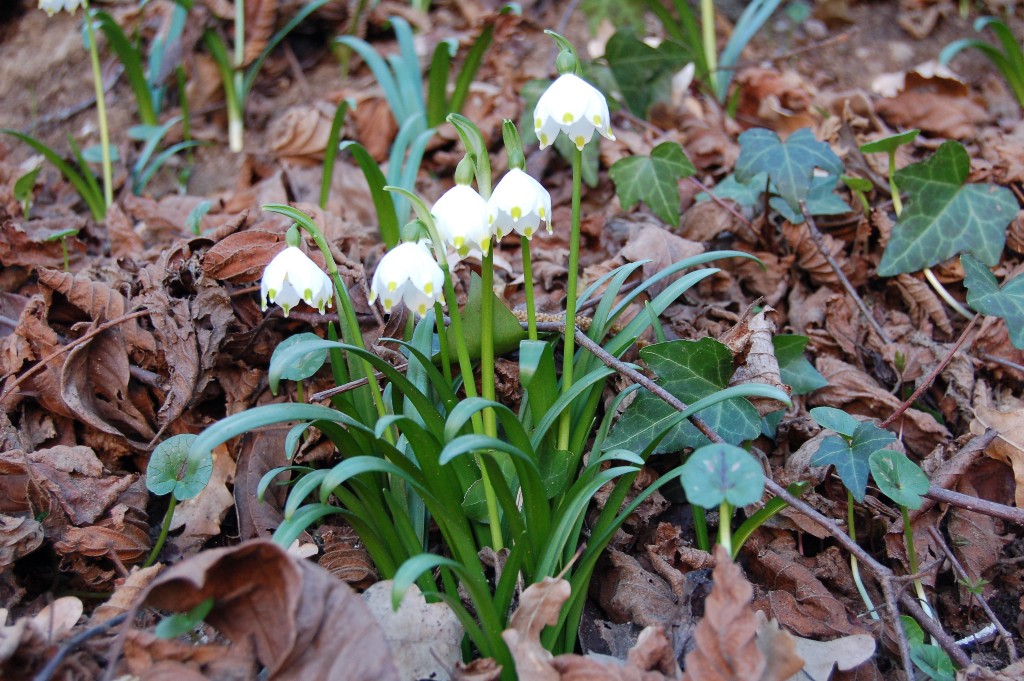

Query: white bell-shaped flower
[38,0,82,15]
[487,168,552,239]
[261,246,334,317]
[534,73,615,151]
[431,185,493,257]
[369,242,445,316]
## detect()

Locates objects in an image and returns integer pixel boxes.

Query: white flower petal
[432,185,492,255]
[370,242,445,317]
[488,168,552,240]
[260,246,333,316]
[533,73,614,150]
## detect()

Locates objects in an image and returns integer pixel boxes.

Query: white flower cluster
[260,246,333,317]
[38,0,82,16]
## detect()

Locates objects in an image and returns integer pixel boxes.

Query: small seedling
[144,433,214,567]
[14,166,42,219]
[155,597,215,639]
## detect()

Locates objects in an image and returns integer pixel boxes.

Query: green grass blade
[1,130,105,221]
[339,141,400,247]
[242,0,331,99]
[320,98,353,209]
[93,10,156,125]
[449,24,494,116]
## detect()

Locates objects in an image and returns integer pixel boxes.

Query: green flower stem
[521,236,538,341]
[848,490,880,620]
[481,247,497,438]
[230,0,245,152]
[295,380,304,404]
[557,147,584,451]
[143,495,177,568]
[82,0,113,211]
[718,500,732,557]
[901,505,938,625]
[433,301,453,386]
[701,0,717,86]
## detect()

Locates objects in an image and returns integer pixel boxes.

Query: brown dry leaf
[755,613,874,681]
[682,546,803,681]
[31,596,83,639]
[948,469,1010,603]
[620,223,705,298]
[106,201,145,260]
[970,398,1024,507]
[0,513,43,568]
[349,96,399,162]
[235,430,289,541]
[55,511,151,564]
[734,68,818,133]
[719,307,791,417]
[202,228,287,283]
[781,221,852,288]
[596,549,685,630]
[754,618,805,681]
[0,212,87,269]
[121,628,257,681]
[270,105,334,163]
[318,524,378,589]
[550,625,683,680]
[875,88,987,140]
[362,581,463,681]
[92,564,164,624]
[501,577,570,681]
[243,0,276,64]
[168,444,236,556]
[140,539,400,681]
[892,274,953,336]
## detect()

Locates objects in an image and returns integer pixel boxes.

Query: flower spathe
[370,242,445,316]
[534,73,615,151]
[38,0,82,15]
[261,246,334,317]
[431,184,493,257]
[488,168,552,239]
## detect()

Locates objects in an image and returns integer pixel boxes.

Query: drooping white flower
[38,0,82,16]
[534,73,615,151]
[431,184,493,256]
[261,246,333,317]
[369,242,445,316]
[487,168,552,239]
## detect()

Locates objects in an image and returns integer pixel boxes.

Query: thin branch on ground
[0,308,151,403]
[980,353,1024,374]
[880,315,979,428]
[800,201,892,344]
[900,593,973,668]
[33,612,129,681]
[927,525,1018,661]
[925,486,1024,525]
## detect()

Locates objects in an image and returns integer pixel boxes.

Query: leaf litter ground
[1,1,1024,680]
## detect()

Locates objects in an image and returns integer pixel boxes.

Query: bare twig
[33,612,129,681]
[0,309,151,403]
[901,593,973,668]
[880,315,980,428]
[928,526,1018,661]
[925,486,1024,526]
[980,353,1024,374]
[799,201,892,344]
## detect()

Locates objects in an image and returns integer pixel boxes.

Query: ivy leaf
[734,128,843,211]
[774,335,827,396]
[869,450,930,509]
[810,421,896,502]
[604,32,688,117]
[809,406,860,438]
[697,171,767,208]
[609,141,696,226]
[680,443,765,509]
[962,254,1024,349]
[876,141,1017,276]
[146,434,213,501]
[604,338,761,453]
[770,174,851,224]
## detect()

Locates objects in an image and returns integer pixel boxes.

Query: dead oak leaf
[139,540,400,681]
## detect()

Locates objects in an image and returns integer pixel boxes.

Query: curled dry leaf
[202,229,287,283]
[780,221,851,289]
[501,577,570,681]
[892,274,953,335]
[550,625,683,680]
[970,396,1024,507]
[270,105,334,163]
[91,564,164,624]
[0,513,44,569]
[363,582,463,681]
[31,596,83,638]
[682,546,804,681]
[755,613,875,681]
[317,524,378,589]
[138,539,400,681]
[719,307,791,417]
[620,224,705,299]
[167,444,236,557]
[243,0,277,65]
[596,549,686,631]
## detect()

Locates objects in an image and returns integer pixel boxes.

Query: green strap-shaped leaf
[877,141,1016,276]
[962,254,1024,349]
[734,128,843,211]
[609,141,696,226]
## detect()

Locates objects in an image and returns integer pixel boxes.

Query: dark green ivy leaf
[734,128,843,211]
[604,32,688,117]
[609,141,696,226]
[962,254,1024,349]
[810,421,896,502]
[774,335,827,396]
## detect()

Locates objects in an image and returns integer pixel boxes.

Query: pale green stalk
[718,500,732,557]
[521,236,538,340]
[82,0,113,210]
[701,0,717,87]
[143,495,177,567]
[230,0,245,151]
[848,490,880,620]
[901,505,938,627]
[557,148,583,451]
[481,248,497,438]
[433,301,453,385]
